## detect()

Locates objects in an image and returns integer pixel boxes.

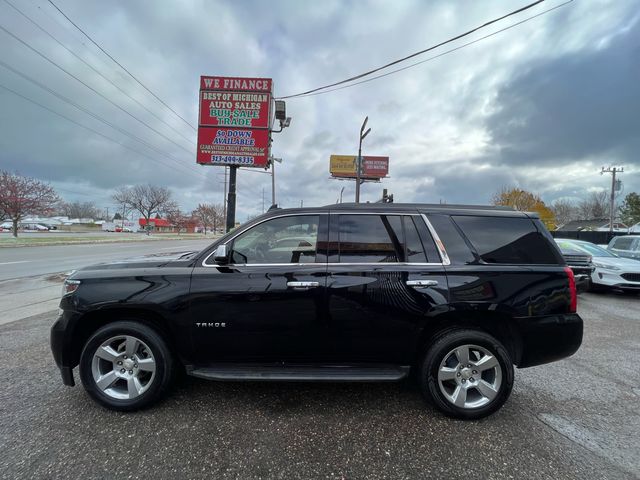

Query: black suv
[51,203,583,419]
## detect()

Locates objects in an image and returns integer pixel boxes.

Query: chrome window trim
[420,214,451,266]
[201,213,326,267]
[201,210,450,268]
[199,261,446,269]
[328,211,422,216]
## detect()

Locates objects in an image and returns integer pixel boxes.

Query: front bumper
[50,310,81,386]
[515,313,583,368]
[592,269,640,290]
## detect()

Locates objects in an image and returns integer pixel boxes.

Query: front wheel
[79,321,174,411]
[420,329,514,420]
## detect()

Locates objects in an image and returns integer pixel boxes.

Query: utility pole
[226,166,237,232]
[223,166,228,221]
[300,200,303,208]
[356,116,371,203]
[601,166,624,233]
[339,187,345,204]
[262,188,265,214]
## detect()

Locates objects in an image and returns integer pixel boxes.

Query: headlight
[62,279,81,296]
[592,262,620,271]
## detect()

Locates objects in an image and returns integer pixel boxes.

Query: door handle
[406,280,439,287]
[287,281,320,290]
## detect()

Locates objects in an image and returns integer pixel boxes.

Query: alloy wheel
[437,344,502,409]
[91,335,156,400]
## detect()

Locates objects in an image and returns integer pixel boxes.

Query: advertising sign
[330,155,389,179]
[197,128,270,167]
[198,76,272,167]
[199,91,271,128]
[200,76,272,92]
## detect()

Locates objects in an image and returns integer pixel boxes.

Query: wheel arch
[69,307,180,369]
[416,311,523,367]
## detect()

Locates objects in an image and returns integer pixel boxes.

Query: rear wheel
[79,321,174,411]
[420,329,514,420]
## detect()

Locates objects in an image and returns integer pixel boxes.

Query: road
[0,291,638,479]
[0,239,213,325]
[0,238,213,281]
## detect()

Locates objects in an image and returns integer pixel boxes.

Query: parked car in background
[23,223,49,231]
[554,241,593,292]
[557,239,640,292]
[607,235,640,261]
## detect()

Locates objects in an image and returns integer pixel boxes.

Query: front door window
[230,215,320,264]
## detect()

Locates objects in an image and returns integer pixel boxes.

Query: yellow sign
[330,155,357,176]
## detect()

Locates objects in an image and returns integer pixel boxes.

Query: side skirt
[186,363,410,382]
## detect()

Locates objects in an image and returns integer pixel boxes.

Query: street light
[356,116,371,203]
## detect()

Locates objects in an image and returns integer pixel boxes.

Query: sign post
[197,76,273,231]
[356,117,371,203]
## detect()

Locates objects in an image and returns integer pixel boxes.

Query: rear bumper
[515,313,583,368]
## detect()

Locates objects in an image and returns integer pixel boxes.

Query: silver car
[607,235,640,261]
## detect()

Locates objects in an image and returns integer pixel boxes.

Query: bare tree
[193,203,224,234]
[0,171,60,237]
[61,201,99,219]
[577,191,609,220]
[112,184,174,232]
[165,203,192,234]
[550,199,579,227]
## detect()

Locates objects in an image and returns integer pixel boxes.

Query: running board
[187,364,410,382]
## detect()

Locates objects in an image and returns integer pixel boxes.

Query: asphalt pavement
[0,292,638,479]
[0,238,213,281]
[0,238,213,325]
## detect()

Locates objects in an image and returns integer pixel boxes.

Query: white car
[607,235,640,261]
[555,239,640,292]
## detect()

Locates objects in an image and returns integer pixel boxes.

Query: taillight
[564,266,577,313]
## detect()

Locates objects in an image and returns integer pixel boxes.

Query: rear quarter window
[452,215,560,265]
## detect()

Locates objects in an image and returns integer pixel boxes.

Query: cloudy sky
[0,0,638,221]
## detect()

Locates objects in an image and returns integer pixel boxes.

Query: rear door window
[404,216,428,263]
[337,215,400,263]
[335,214,439,263]
[452,215,559,264]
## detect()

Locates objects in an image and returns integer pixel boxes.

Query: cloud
[0,0,638,221]
[486,17,640,167]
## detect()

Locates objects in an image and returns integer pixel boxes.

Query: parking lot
[1,289,638,479]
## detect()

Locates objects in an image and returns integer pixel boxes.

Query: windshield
[555,240,616,257]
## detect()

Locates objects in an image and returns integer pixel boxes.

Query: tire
[587,280,607,293]
[79,320,174,411]
[420,329,514,420]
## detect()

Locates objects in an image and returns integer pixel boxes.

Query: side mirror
[213,244,229,263]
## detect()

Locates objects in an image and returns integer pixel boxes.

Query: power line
[0,59,204,177]
[297,1,573,98]
[0,23,195,154]
[0,82,208,181]
[277,0,547,99]
[2,0,195,145]
[46,0,197,131]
